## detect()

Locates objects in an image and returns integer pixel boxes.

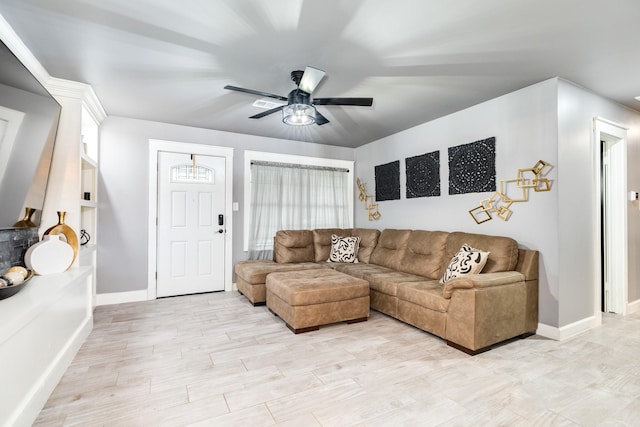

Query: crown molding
[46,77,107,123]
[0,12,50,88]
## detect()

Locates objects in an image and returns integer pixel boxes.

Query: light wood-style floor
[35,291,640,426]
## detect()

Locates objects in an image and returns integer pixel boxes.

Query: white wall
[354,79,561,326]
[98,116,354,294]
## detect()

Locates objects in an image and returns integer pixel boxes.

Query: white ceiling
[1,0,639,148]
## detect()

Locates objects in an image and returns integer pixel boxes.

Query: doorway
[147,140,234,299]
[595,118,628,315]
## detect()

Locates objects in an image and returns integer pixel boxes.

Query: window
[171,164,214,183]
[244,151,354,259]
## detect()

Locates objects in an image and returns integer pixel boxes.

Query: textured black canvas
[448,137,496,195]
[375,160,400,201]
[406,151,440,198]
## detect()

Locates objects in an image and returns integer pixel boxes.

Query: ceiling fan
[224,66,373,126]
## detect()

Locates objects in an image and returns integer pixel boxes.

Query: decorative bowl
[0,269,34,300]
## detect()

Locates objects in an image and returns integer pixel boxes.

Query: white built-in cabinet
[45,79,105,305]
[79,105,99,303]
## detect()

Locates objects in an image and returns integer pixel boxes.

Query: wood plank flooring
[34,291,640,426]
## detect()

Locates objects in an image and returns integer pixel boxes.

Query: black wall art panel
[448,137,496,195]
[405,151,440,198]
[375,160,400,201]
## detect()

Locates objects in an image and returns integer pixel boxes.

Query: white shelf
[80,200,97,208]
[79,243,97,254]
[81,151,97,168]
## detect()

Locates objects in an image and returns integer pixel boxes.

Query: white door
[157,151,226,297]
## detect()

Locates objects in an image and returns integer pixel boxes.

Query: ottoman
[266,269,370,333]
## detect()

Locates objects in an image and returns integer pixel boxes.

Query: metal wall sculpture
[356,178,380,220]
[374,160,400,201]
[469,160,552,224]
[448,137,496,195]
[406,151,440,198]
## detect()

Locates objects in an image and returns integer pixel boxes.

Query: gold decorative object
[44,211,78,263]
[470,160,552,224]
[357,178,381,221]
[499,178,528,202]
[13,207,37,228]
[532,160,552,176]
[469,206,493,224]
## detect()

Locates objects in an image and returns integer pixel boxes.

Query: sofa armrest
[442,271,525,298]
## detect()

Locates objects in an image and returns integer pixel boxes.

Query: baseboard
[95,290,149,306]
[537,314,601,341]
[627,299,640,314]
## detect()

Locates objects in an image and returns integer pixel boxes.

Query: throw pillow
[440,243,490,283]
[327,234,361,263]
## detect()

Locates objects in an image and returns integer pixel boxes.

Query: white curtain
[248,162,350,260]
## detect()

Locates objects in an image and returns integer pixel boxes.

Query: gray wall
[354,77,640,329]
[354,78,560,326]
[97,116,353,294]
[557,79,640,326]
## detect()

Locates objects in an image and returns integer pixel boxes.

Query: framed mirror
[0,39,60,229]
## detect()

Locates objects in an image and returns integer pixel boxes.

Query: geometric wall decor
[406,151,440,198]
[469,159,552,224]
[448,137,496,195]
[375,160,400,201]
[356,178,381,221]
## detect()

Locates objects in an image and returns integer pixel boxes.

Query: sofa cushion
[398,230,449,279]
[351,228,381,263]
[397,281,450,313]
[274,230,315,263]
[235,260,327,284]
[443,232,518,274]
[369,229,412,270]
[313,228,351,262]
[327,234,361,263]
[363,271,426,297]
[440,244,490,283]
[332,263,392,279]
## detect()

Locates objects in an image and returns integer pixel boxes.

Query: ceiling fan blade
[224,85,288,102]
[298,66,326,94]
[314,110,330,125]
[313,97,373,106]
[249,105,284,119]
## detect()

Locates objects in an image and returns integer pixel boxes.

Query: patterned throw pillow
[327,234,361,263]
[440,244,490,283]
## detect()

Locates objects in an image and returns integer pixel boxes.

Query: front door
[156,151,226,297]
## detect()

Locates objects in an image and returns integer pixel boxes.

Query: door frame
[592,117,628,317]
[148,139,234,299]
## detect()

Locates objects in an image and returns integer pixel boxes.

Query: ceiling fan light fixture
[282,103,316,125]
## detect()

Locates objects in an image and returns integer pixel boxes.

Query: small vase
[13,207,37,228]
[44,211,78,263]
[25,234,74,275]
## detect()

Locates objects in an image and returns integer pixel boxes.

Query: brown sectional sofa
[234,228,538,354]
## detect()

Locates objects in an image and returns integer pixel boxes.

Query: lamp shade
[282,104,316,125]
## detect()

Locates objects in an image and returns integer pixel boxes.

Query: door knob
[218,229,224,234]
